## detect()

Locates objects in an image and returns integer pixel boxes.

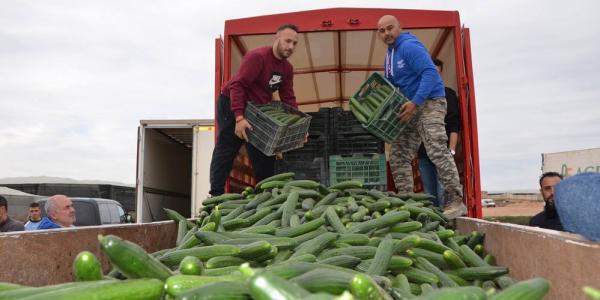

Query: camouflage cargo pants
[389,98,463,199]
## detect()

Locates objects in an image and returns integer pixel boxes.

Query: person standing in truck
[377,15,467,219]
[209,24,300,196]
[530,172,563,230]
[417,58,461,208]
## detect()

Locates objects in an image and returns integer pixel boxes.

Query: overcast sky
[1,1,599,191]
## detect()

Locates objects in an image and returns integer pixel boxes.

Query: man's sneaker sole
[443,203,468,220]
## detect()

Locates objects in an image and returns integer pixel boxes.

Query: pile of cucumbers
[258,105,307,126]
[0,172,551,300]
[349,85,394,124]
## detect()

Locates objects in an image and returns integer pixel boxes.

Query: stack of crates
[329,107,387,190]
[275,108,330,185]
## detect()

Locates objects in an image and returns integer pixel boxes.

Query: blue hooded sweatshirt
[384,33,445,105]
[36,217,62,230]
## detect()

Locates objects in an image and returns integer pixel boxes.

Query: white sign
[542,148,600,178]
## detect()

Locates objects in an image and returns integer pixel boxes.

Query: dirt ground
[482,200,544,217]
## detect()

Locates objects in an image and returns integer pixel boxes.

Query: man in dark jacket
[530,172,563,230]
[0,195,25,232]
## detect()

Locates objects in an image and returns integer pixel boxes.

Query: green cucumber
[414,257,458,287]
[179,256,204,275]
[72,251,102,281]
[275,217,326,237]
[349,273,393,300]
[287,253,317,262]
[173,281,250,300]
[317,255,362,269]
[194,231,228,245]
[203,194,243,206]
[336,233,370,246]
[292,232,337,258]
[99,235,173,280]
[330,180,363,191]
[241,264,310,300]
[0,283,25,292]
[400,267,439,284]
[318,246,377,260]
[165,208,196,229]
[443,250,468,269]
[206,256,246,269]
[390,221,423,233]
[349,211,411,234]
[458,244,487,267]
[164,274,245,297]
[367,235,394,276]
[454,266,509,281]
[21,279,164,300]
[411,286,487,300]
[238,241,273,259]
[489,277,550,300]
[290,268,354,295]
[281,191,300,227]
[159,245,241,267]
[325,206,348,233]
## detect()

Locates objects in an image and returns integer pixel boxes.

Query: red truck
[216,7,482,217]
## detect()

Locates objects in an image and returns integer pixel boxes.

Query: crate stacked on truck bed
[330,107,384,156]
[275,108,330,185]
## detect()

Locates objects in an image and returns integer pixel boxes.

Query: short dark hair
[277,24,299,33]
[29,202,40,208]
[539,172,563,186]
[432,58,443,70]
[0,195,7,210]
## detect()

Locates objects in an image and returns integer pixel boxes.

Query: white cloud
[1,0,599,191]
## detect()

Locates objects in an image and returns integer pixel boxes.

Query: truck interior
[217,8,481,217]
[136,120,214,222]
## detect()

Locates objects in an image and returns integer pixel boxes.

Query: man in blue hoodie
[377,15,467,219]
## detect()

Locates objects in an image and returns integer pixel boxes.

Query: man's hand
[276,152,283,160]
[234,118,252,141]
[399,101,417,123]
[303,133,309,143]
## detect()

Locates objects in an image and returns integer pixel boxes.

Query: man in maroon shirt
[209,24,299,196]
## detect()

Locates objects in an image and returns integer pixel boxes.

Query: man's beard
[545,199,557,215]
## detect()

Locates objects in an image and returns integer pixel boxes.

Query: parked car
[482,198,497,208]
[37,197,132,226]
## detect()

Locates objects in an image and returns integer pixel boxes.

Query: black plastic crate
[245,102,312,156]
[283,134,329,161]
[330,107,370,136]
[332,135,384,155]
[307,108,330,137]
[275,157,328,185]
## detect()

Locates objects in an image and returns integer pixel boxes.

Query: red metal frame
[217,8,481,217]
[461,28,482,218]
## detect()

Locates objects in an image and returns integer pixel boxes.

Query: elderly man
[37,195,76,229]
[377,15,466,219]
[0,195,25,232]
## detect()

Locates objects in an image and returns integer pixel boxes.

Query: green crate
[352,72,413,143]
[329,154,387,191]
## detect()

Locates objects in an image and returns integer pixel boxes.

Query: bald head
[377,15,402,45]
[46,195,76,227]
